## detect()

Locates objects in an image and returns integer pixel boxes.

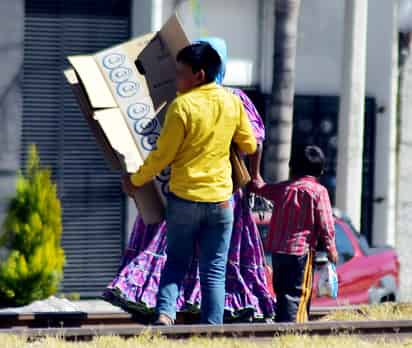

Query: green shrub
[0,145,65,306]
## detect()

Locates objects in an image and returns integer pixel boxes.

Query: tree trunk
[264,0,301,182]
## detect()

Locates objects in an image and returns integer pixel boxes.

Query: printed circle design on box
[135,118,160,136]
[117,81,139,98]
[127,103,150,120]
[160,182,170,196]
[102,53,125,70]
[110,67,132,83]
[141,133,159,151]
[157,167,171,183]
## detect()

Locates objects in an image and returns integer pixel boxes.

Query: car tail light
[395,255,400,272]
[265,265,275,298]
[394,255,400,286]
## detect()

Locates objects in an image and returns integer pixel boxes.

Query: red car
[253,206,400,307]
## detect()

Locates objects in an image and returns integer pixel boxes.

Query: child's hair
[289,145,325,178]
[176,42,222,83]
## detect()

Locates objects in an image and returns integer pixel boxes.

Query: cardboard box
[64,15,190,224]
[230,146,251,192]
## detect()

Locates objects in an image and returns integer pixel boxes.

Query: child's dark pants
[272,252,314,323]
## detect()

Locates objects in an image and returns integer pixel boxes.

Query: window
[292,95,376,242]
[335,222,355,264]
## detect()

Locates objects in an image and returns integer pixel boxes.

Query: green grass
[320,303,412,321]
[2,303,412,347]
[1,335,411,348]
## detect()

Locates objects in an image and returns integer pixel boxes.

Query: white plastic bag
[317,262,338,298]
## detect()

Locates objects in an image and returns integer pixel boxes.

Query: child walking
[249,145,337,323]
[122,42,257,325]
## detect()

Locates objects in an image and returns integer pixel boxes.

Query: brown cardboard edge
[67,55,117,109]
[132,182,165,224]
[159,14,191,59]
[230,146,251,192]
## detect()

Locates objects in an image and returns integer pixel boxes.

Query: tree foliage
[0,145,65,306]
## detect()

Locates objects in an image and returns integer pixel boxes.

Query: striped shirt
[250,176,336,256]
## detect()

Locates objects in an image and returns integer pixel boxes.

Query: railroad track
[1,320,411,341]
[0,310,411,341]
[0,306,346,329]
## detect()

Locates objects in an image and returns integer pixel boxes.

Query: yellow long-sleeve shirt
[130,82,257,202]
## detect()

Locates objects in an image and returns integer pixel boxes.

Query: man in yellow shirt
[123,42,256,325]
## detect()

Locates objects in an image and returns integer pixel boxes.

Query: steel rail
[1,320,411,341]
[0,306,351,329]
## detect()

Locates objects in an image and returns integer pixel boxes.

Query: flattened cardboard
[67,56,117,109]
[93,109,143,172]
[230,146,251,192]
[136,16,190,123]
[64,69,122,171]
[65,15,190,224]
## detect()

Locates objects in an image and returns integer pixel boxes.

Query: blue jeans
[156,193,234,324]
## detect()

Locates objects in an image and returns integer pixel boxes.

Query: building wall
[397,36,412,301]
[0,1,24,228]
[366,1,398,248]
[295,0,398,249]
[295,1,345,95]
[162,0,260,86]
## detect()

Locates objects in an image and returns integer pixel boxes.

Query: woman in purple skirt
[103,38,275,322]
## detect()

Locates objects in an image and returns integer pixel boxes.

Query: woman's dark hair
[176,42,222,83]
[289,145,325,178]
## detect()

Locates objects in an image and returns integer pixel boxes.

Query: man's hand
[248,176,266,193]
[327,249,338,264]
[122,174,138,197]
[252,174,265,188]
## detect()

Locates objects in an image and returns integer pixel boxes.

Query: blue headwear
[195,37,227,85]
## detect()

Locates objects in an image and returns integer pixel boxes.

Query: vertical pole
[335,0,368,230]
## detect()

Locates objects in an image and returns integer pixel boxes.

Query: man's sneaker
[153,313,174,326]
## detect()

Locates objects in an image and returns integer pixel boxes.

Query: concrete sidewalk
[0,296,125,314]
